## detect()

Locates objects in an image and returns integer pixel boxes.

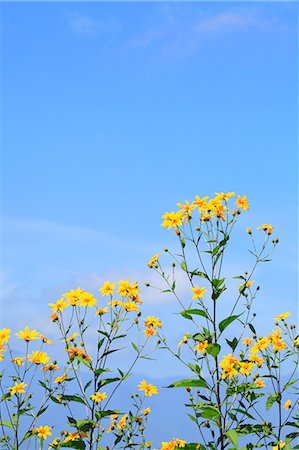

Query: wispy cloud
[67,11,98,36]
[65,10,121,37]
[126,7,290,58]
[195,11,258,33]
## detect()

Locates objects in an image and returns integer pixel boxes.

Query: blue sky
[1,1,298,445]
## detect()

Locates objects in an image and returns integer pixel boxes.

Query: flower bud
[145,282,150,287]
[185,386,191,393]
[164,248,168,252]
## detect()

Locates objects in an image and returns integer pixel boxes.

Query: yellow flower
[0,328,11,343]
[284,399,291,410]
[254,378,265,388]
[63,288,84,305]
[142,407,151,415]
[39,334,53,345]
[160,439,186,450]
[220,354,240,379]
[268,328,288,352]
[192,195,209,209]
[48,298,68,313]
[257,224,273,235]
[28,351,50,365]
[15,326,40,342]
[161,211,184,230]
[123,301,139,312]
[80,291,97,308]
[95,307,109,316]
[235,195,249,211]
[49,438,60,448]
[90,391,107,403]
[245,280,254,288]
[148,253,161,268]
[191,286,207,300]
[251,337,270,354]
[273,441,285,450]
[239,361,254,376]
[144,327,157,337]
[42,363,59,372]
[33,425,52,440]
[138,380,158,396]
[274,312,290,322]
[64,432,81,443]
[9,382,27,396]
[294,336,299,348]
[118,280,139,299]
[194,340,208,355]
[177,200,194,217]
[145,443,152,448]
[11,357,24,367]
[117,415,128,430]
[173,438,186,448]
[178,335,188,347]
[144,316,162,329]
[108,300,123,308]
[249,354,264,367]
[99,281,115,296]
[65,332,80,342]
[54,373,68,384]
[242,337,252,346]
[215,191,235,201]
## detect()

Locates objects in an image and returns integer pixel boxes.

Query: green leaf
[212,278,225,289]
[248,323,256,334]
[206,343,221,358]
[76,419,94,432]
[226,430,239,448]
[84,380,92,392]
[266,393,280,411]
[181,261,187,272]
[226,337,238,352]
[94,368,111,377]
[98,338,105,350]
[98,377,120,388]
[180,309,208,320]
[185,444,206,450]
[0,420,14,430]
[36,405,49,417]
[95,410,121,420]
[212,245,220,256]
[61,394,86,405]
[283,378,299,392]
[167,378,207,388]
[131,342,138,352]
[199,405,220,420]
[67,416,77,426]
[219,315,241,333]
[191,270,209,279]
[61,442,86,449]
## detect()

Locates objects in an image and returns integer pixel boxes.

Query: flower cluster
[161,192,249,230]
[160,438,186,450]
[144,316,163,337]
